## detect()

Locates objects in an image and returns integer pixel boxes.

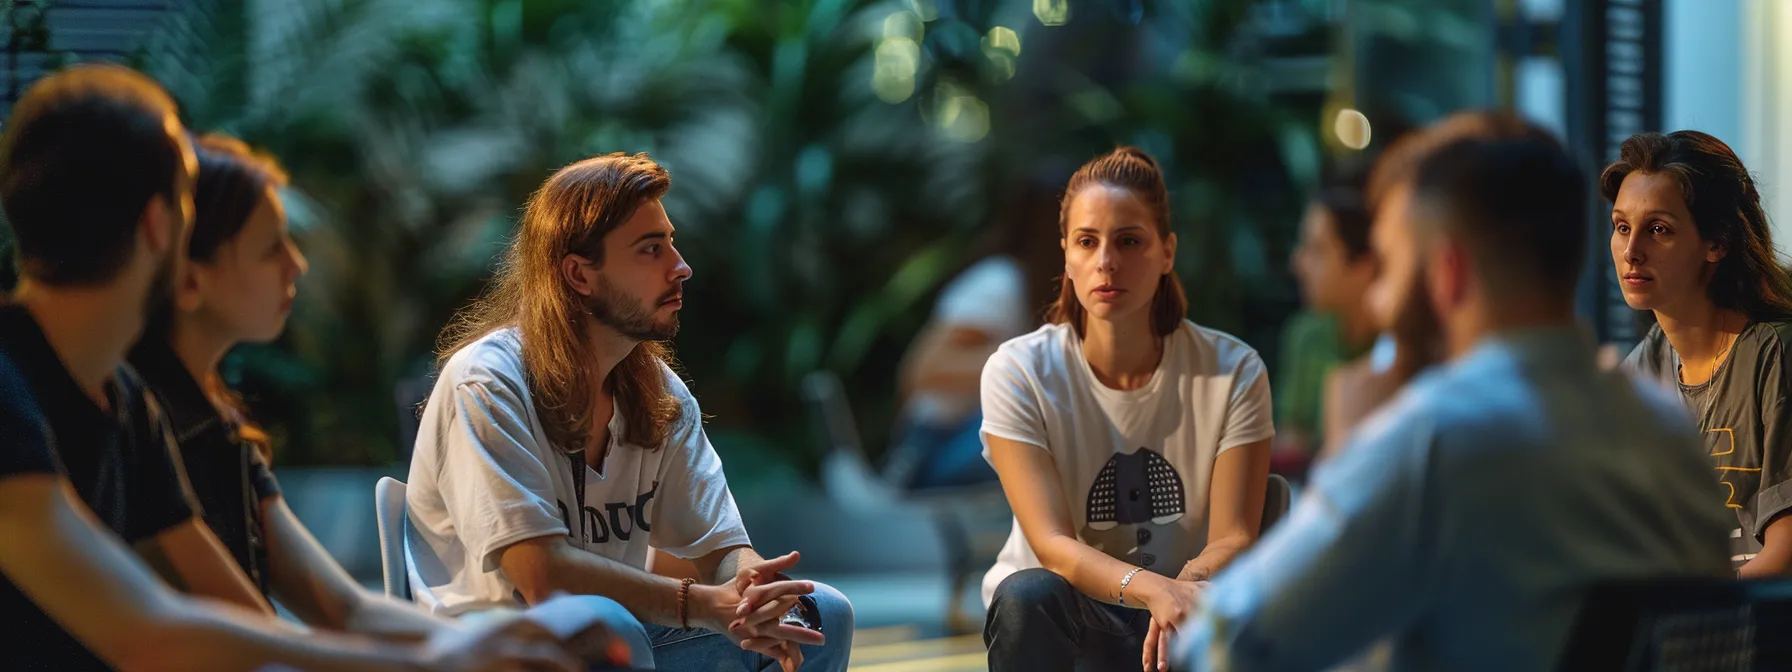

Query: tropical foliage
[24,0,1339,487]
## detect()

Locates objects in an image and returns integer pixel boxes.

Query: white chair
[374,476,450,610]
[373,476,411,599]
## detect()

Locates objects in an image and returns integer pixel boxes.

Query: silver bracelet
[1118,567,1145,605]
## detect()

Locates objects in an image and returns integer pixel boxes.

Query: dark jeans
[985,568,1152,672]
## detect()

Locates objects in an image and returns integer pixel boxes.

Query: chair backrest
[1260,473,1291,534]
[372,476,410,599]
[1557,577,1792,671]
[802,371,866,457]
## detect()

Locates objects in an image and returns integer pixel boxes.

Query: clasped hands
[690,551,824,672]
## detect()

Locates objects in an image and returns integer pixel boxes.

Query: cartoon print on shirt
[556,481,658,543]
[1082,448,1186,569]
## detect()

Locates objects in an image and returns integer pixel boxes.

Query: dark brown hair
[190,134,288,262]
[0,64,183,286]
[182,134,290,461]
[439,153,683,452]
[1315,164,1372,260]
[1368,112,1548,216]
[1046,147,1188,338]
[1600,131,1792,321]
[1409,127,1587,294]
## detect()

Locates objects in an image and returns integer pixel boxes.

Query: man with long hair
[407,152,853,671]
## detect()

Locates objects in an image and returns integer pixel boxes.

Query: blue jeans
[590,582,854,671]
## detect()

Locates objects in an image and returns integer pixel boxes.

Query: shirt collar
[1462,323,1598,373]
[126,336,222,440]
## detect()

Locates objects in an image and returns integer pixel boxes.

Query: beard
[141,244,179,333]
[584,274,680,342]
[1386,269,1442,368]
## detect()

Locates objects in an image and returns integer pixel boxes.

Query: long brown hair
[1600,131,1792,321]
[438,153,683,452]
[1046,146,1188,338]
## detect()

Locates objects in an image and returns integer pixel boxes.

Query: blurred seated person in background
[886,243,1028,489]
[1610,130,1792,576]
[1177,112,1732,671]
[886,173,1066,490]
[1276,164,1377,473]
[1313,136,1458,461]
[0,64,577,672]
[980,147,1274,672]
[407,152,853,671]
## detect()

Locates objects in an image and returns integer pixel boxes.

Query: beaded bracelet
[677,578,697,629]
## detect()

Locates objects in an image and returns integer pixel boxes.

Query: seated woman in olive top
[1611,130,1792,576]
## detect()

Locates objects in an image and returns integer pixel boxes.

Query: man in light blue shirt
[1175,113,1733,671]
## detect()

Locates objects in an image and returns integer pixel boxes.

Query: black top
[1625,321,1792,567]
[0,303,198,670]
[128,338,282,597]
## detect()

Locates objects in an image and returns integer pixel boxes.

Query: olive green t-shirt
[1274,311,1371,448]
[1624,321,1792,566]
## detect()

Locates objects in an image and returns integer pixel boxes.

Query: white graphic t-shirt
[980,321,1274,605]
[406,327,750,615]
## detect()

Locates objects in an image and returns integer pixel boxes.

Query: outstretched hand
[420,616,581,672]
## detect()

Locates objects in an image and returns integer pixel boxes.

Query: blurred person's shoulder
[935,255,1029,337]
[1613,365,1699,438]
[1621,323,1672,379]
[947,255,1023,295]
[439,326,528,394]
[1336,357,1483,453]
[0,337,49,446]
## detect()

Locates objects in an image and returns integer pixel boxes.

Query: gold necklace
[1691,322,1741,426]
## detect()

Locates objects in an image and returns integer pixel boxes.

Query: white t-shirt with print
[405,327,751,616]
[979,321,1274,605]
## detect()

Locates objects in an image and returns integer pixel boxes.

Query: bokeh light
[873,10,923,103]
[982,26,1021,82]
[883,10,923,42]
[873,37,920,103]
[1334,108,1372,149]
[930,81,990,142]
[906,0,939,22]
[1033,0,1069,26]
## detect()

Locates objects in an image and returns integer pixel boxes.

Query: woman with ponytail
[980,147,1273,672]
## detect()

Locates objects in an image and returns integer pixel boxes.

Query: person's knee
[559,595,652,668]
[809,582,854,644]
[795,582,853,670]
[990,568,1075,615]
